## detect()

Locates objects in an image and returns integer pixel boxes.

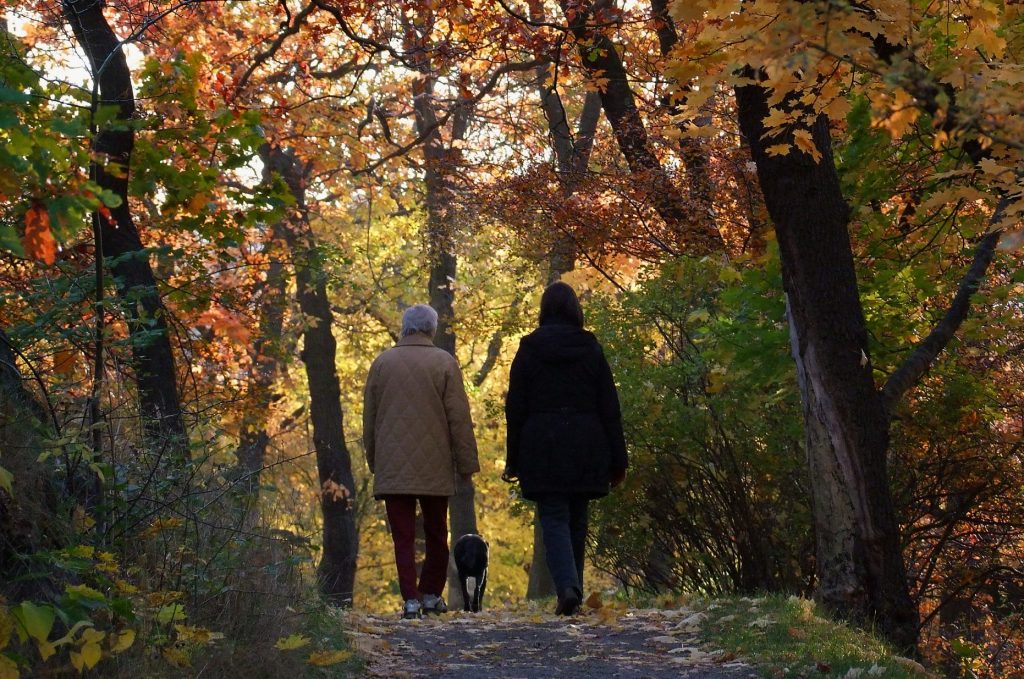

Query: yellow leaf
[719,266,742,284]
[70,650,84,673]
[350,149,367,171]
[670,0,707,23]
[0,467,10,497]
[307,649,353,666]
[792,129,822,162]
[0,608,11,650]
[706,367,728,394]
[686,309,710,324]
[762,107,790,129]
[80,641,101,670]
[174,625,221,645]
[274,634,311,651]
[110,630,135,654]
[0,654,17,679]
[37,641,55,661]
[162,647,191,668]
[766,143,791,157]
[80,629,104,645]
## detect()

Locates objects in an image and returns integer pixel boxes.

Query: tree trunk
[537,79,601,281]
[62,0,187,452]
[265,147,358,605]
[559,0,723,252]
[649,0,716,219]
[734,82,918,652]
[236,213,289,489]
[525,516,557,599]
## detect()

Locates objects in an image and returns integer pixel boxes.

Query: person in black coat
[504,281,628,615]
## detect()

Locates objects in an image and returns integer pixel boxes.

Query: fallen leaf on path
[307,650,353,666]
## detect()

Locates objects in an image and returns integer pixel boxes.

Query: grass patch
[695,594,931,679]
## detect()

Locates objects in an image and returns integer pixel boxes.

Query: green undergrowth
[693,595,931,679]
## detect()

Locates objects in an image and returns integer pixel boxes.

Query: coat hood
[521,324,600,362]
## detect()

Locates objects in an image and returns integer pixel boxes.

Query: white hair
[400,304,438,338]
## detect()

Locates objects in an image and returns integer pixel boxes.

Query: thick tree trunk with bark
[265,147,358,605]
[734,82,918,652]
[62,0,186,452]
[559,0,723,252]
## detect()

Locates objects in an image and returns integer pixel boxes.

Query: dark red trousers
[383,495,449,600]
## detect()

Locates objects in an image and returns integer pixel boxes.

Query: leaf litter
[345,603,759,678]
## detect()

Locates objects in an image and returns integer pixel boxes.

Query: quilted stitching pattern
[364,334,479,497]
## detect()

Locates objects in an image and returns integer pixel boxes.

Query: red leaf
[23,204,57,265]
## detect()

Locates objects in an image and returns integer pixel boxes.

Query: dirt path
[345,605,759,678]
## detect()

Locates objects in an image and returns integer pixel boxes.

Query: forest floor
[343,603,759,678]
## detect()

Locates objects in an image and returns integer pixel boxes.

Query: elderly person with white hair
[363,304,480,619]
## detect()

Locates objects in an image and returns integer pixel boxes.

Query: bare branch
[881,197,1010,416]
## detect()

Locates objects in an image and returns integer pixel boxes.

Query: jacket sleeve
[596,346,628,474]
[504,344,528,477]
[444,357,480,475]
[362,359,378,473]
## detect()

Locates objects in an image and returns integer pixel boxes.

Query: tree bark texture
[734,82,918,652]
[62,0,187,452]
[559,0,724,253]
[265,147,358,605]
[538,80,601,282]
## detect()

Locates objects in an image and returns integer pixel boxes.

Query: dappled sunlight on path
[344,603,758,678]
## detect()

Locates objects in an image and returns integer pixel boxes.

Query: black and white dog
[453,534,488,612]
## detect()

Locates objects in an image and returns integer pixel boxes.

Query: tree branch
[234,1,318,93]
[881,197,1009,416]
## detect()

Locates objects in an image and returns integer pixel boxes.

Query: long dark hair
[538,281,584,328]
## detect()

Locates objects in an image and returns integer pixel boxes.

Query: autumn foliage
[2,0,1023,677]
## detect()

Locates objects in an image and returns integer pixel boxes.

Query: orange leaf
[23,204,57,265]
[54,349,77,376]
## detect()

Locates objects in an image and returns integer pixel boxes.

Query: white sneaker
[402,598,422,619]
[422,593,447,615]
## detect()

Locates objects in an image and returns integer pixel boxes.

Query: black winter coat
[504,323,628,500]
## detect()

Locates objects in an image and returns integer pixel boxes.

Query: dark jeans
[383,495,449,601]
[536,494,589,596]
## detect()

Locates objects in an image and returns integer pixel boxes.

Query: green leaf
[13,602,54,643]
[274,634,311,651]
[157,604,186,625]
[0,466,11,496]
[65,584,106,603]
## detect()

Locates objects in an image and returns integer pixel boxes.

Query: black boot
[555,587,581,616]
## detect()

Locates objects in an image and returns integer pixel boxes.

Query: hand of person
[610,467,626,488]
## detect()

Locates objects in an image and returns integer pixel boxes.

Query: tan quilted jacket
[362,334,480,497]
